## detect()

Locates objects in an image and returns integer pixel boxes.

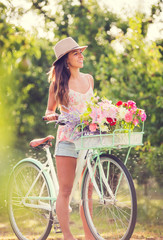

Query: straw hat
[53,37,87,65]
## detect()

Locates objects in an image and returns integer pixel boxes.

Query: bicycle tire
[82,154,137,240]
[8,161,53,240]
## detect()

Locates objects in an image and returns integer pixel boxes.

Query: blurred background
[0,0,162,238]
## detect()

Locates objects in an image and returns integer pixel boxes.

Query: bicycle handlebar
[42,114,67,125]
[42,114,59,121]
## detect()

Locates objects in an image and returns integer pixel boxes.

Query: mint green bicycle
[7,118,144,240]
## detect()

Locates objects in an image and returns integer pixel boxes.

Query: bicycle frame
[13,142,133,214]
[12,147,98,213]
[8,117,143,240]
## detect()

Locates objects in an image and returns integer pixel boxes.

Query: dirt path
[0,230,163,240]
[0,236,163,240]
[1,216,162,240]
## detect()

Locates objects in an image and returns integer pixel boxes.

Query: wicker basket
[74,132,143,150]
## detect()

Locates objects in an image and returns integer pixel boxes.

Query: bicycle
[7,116,144,240]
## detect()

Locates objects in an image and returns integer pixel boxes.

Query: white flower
[100,124,108,132]
[117,106,128,120]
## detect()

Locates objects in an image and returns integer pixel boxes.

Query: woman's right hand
[43,112,59,121]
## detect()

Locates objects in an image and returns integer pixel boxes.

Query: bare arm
[88,74,94,89]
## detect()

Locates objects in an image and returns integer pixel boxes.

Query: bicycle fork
[44,147,63,233]
[87,152,116,203]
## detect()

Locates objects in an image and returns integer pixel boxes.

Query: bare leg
[56,156,77,240]
[79,168,95,240]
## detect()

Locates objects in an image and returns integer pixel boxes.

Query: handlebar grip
[58,122,66,126]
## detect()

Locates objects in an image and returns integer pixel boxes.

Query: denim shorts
[55,141,79,158]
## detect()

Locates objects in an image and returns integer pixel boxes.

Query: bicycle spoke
[8,161,53,240]
[82,154,137,240]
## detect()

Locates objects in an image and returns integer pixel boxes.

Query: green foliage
[34,0,128,89]
[0,3,56,148]
[95,14,163,187]
[144,144,163,188]
[0,0,162,191]
[97,15,163,146]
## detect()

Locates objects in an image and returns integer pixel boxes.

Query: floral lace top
[56,85,93,145]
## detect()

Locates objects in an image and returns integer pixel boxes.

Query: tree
[5,0,128,89]
[1,0,163,190]
[97,15,163,146]
[0,2,57,147]
[0,2,56,207]
[95,15,163,189]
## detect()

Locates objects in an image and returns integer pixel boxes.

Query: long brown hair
[48,54,70,107]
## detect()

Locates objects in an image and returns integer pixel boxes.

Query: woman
[45,37,95,240]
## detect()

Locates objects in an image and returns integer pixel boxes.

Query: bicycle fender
[12,158,56,201]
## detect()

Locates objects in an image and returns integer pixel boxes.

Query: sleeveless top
[56,83,94,145]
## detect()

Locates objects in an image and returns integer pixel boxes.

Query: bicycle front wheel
[82,154,137,240]
[8,161,53,240]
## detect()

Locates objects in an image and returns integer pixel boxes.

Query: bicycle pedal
[53,217,62,233]
[54,225,62,233]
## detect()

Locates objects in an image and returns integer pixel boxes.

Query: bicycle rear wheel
[82,154,137,240]
[8,161,53,240]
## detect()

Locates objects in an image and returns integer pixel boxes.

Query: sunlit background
[1,0,163,41]
[0,0,163,239]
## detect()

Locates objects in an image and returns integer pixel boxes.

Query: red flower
[116,101,123,106]
[106,118,117,126]
[107,118,111,123]
[123,102,128,107]
[111,121,116,126]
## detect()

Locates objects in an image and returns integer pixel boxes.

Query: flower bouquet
[59,95,147,149]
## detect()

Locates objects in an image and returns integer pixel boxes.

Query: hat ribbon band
[58,45,80,59]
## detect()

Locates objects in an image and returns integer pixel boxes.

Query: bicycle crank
[53,217,62,233]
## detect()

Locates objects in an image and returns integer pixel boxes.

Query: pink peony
[127,100,136,109]
[129,106,137,114]
[89,123,98,132]
[124,111,133,122]
[133,118,139,126]
[141,112,147,121]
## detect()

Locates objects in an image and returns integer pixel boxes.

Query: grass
[0,147,162,239]
[0,183,163,240]
[135,192,163,238]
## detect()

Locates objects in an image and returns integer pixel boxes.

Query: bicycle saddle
[30,135,55,148]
